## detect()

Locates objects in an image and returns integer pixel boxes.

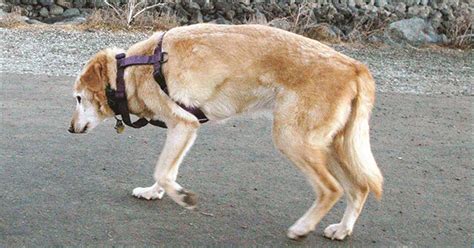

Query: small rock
[41,15,66,24]
[214,1,232,12]
[89,0,105,8]
[191,9,203,24]
[394,2,406,13]
[49,4,64,16]
[62,8,80,18]
[73,0,86,8]
[407,5,431,18]
[38,0,53,6]
[21,0,37,5]
[25,18,44,24]
[56,0,73,9]
[268,18,291,31]
[39,7,48,17]
[354,0,365,7]
[386,17,443,45]
[209,16,231,25]
[304,23,340,42]
[189,1,200,10]
[254,9,267,24]
[225,10,235,20]
[405,0,418,7]
[0,4,12,13]
[54,16,86,25]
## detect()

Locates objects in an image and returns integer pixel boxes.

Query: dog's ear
[81,54,110,93]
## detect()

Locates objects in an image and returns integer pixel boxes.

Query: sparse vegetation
[0,6,28,28]
[81,2,179,31]
[444,14,473,49]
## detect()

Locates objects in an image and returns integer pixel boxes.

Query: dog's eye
[76,96,82,104]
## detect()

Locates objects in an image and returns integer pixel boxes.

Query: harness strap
[115,53,166,128]
[112,33,208,129]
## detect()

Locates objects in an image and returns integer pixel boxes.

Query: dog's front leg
[134,121,198,209]
[132,182,165,200]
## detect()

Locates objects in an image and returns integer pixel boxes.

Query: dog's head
[68,49,120,134]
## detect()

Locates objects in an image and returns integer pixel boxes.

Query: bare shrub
[444,13,473,49]
[289,0,313,34]
[104,0,166,27]
[349,14,393,42]
[0,6,27,28]
[82,4,179,31]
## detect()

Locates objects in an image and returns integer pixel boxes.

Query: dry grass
[280,1,342,43]
[81,6,179,32]
[0,6,28,28]
[348,14,393,42]
[444,17,473,49]
[289,1,313,35]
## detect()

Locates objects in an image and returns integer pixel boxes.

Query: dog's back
[157,24,363,118]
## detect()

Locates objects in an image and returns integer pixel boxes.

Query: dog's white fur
[69,24,383,240]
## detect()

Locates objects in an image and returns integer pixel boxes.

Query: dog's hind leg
[285,150,343,240]
[272,119,344,238]
[272,90,354,240]
[323,173,369,240]
[323,141,370,240]
[273,125,343,240]
[133,121,199,209]
[324,67,382,240]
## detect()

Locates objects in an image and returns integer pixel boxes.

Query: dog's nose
[68,125,75,133]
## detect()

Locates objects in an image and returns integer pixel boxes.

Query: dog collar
[106,33,208,130]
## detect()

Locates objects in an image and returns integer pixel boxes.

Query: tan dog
[69,24,383,240]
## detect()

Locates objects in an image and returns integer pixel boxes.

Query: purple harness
[106,33,208,129]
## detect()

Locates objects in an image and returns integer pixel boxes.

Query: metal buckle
[115,53,126,60]
[160,52,168,64]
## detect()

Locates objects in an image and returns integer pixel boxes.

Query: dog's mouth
[80,123,89,133]
[68,123,89,134]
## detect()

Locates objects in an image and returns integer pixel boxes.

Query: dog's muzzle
[68,123,88,134]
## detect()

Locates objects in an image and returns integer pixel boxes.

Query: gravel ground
[0,26,472,96]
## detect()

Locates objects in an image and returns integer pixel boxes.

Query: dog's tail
[335,63,383,199]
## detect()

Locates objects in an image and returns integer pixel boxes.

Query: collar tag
[114,118,125,134]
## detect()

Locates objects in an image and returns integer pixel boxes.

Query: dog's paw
[176,189,198,210]
[323,223,352,240]
[287,222,312,240]
[132,186,165,200]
